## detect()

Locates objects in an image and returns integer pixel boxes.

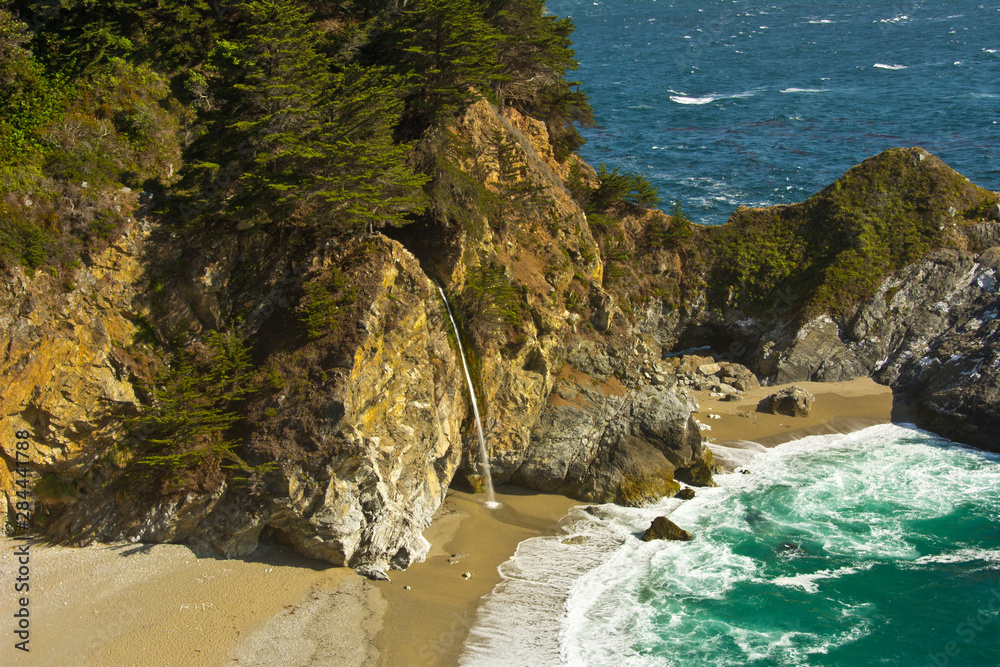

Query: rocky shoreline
[2,95,998,580]
[0,378,895,666]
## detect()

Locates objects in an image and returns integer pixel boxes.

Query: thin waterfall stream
[434,281,500,509]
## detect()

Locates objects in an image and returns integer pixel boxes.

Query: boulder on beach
[641,516,693,542]
[762,386,815,417]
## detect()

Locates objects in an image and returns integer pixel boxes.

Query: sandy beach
[695,377,897,468]
[2,378,896,667]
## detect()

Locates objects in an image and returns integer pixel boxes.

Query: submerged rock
[641,516,693,542]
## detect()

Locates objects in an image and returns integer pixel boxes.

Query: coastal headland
[1,1,999,664]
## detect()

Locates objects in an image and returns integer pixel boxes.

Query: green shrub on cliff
[122,330,267,489]
[587,164,661,212]
[461,261,523,348]
[299,268,356,339]
[650,201,695,248]
[0,10,64,179]
[707,148,999,318]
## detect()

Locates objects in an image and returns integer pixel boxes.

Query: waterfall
[434,281,499,509]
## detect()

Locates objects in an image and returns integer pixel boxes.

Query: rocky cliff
[631,148,1000,452]
[4,98,999,568]
[1,99,712,573]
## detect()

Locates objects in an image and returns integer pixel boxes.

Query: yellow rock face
[0,225,147,530]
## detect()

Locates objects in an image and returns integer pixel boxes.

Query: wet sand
[372,487,581,666]
[695,376,897,469]
[1,378,898,667]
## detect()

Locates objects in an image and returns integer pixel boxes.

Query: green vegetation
[650,201,694,248]
[121,329,271,490]
[1,0,592,272]
[461,261,523,348]
[299,268,356,339]
[488,129,550,231]
[174,1,427,234]
[587,164,661,212]
[707,148,999,317]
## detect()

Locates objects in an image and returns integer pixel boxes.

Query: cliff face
[389,99,711,503]
[756,246,1000,452]
[6,97,997,569]
[1,98,712,572]
[631,148,1000,452]
[35,234,468,572]
[0,223,147,530]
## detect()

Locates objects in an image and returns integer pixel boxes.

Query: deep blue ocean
[544,0,1000,225]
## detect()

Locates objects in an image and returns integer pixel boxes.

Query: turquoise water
[544,0,1000,225]
[461,425,1000,666]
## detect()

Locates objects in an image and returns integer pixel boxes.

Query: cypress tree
[379,0,505,129]
[178,0,426,234]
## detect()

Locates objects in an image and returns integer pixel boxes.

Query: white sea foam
[670,95,716,105]
[771,566,864,593]
[708,440,767,470]
[466,424,1000,665]
[913,548,1000,565]
[459,508,623,667]
[781,87,829,93]
[873,63,907,70]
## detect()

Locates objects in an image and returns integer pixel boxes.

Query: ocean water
[461,425,1000,666]
[544,0,1000,225]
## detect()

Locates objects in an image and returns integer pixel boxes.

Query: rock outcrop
[771,247,1000,451]
[764,386,815,418]
[1,97,715,569]
[633,148,1000,452]
[641,516,693,542]
[516,366,706,505]
[17,233,468,574]
[0,223,148,530]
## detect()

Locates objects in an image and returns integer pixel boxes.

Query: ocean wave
[913,548,1000,565]
[459,508,624,667]
[470,424,1000,665]
[781,87,829,93]
[708,440,767,470]
[873,63,907,70]
[670,95,716,105]
[667,90,757,106]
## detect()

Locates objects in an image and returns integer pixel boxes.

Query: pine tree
[124,330,261,482]
[490,130,549,231]
[177,0,426,234]
[461,261,522,347]
[486,0,594,158]
[11,0,148,73]
[379,0,504,129]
